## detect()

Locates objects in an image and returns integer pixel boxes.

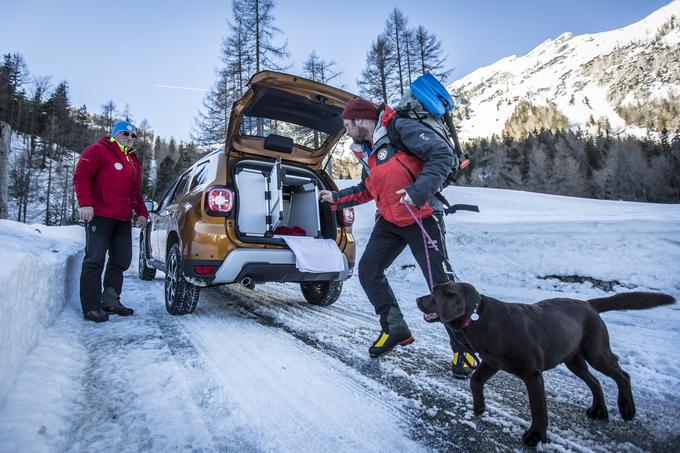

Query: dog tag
[470,313,480,321]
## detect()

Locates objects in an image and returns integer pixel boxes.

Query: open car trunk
[232,158,337,245]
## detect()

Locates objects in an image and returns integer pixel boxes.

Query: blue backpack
[386,74,476,214]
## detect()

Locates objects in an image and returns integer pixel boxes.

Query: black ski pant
[432,213,474,354]
[358,214,472,353]
[80,216,132,313]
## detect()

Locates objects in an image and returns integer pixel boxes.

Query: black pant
[359,215,452,329]
[80,216,132,313]
[433,213,474,354]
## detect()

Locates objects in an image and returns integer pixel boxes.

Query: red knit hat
[341,98,379,121]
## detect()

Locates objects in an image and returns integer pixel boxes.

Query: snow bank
[0,220,83,406]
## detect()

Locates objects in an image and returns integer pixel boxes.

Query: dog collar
[461,301,480,329]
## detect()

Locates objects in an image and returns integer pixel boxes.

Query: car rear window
[238,87,343,151]
[239,116,330,150]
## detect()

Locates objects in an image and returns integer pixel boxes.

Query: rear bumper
[211,248,351,284]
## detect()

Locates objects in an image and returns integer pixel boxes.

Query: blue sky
[0,0,671,143]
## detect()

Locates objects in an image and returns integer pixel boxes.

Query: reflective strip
[453,352,477,368]
[375,332,390,348]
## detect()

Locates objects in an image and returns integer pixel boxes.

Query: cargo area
[232,158,338,245]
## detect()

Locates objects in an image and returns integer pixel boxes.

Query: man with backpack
[319,98,477,376]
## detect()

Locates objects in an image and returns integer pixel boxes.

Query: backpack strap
[388,109,460,164]
[434,192,480,215]
[386,116,409,155]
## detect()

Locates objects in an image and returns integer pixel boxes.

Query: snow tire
[300,281,342,306]
[165,243,200,315]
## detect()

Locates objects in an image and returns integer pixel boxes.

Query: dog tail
[588,292,675,313]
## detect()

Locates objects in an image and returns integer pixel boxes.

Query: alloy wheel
[165,251,178,307]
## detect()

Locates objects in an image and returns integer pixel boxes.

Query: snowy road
[1,187,679,452]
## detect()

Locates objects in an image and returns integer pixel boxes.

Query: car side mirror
[145,200,159,213]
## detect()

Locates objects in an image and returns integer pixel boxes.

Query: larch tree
[385,8,409,96]
[413,25,451,81]
[302,51,341,85]
[358,33,396,105]
[193,0,288,145]
[101,100,116,132]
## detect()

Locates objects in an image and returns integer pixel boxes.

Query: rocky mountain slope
[450,1,680,140]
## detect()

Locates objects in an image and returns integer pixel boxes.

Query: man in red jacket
[320,98,455,358]
[73,121,149,323]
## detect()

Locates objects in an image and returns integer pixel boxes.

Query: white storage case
[234,158,321,239]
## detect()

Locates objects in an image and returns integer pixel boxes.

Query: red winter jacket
[332,148,432,227]
[73,136,148,221]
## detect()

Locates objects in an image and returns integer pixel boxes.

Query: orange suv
[139,71,356,314]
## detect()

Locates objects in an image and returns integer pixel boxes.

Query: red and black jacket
[73,136,148,221]
[331,107,454,227]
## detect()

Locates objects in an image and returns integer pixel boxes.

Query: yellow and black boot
[368,326,414,358]
[451,351,479,379]
[369,305,414,357]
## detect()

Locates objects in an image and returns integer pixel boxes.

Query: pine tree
[0,53,29,128]
[193,68,234,145]
[155,155,176,201]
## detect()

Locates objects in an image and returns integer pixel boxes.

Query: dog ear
[459,283,482,307]
[434,283,466,323]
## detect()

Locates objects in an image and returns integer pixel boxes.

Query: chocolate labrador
[416,282,675,446]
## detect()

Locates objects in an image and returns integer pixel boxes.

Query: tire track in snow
[178,287,426,453]
[65,278,258,453]
[209,283,674,452]
[206,285,510,452]
[126,232,675,451]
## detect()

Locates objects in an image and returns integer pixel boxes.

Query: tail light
[205,186,233,216]
[339,207,354,227]
[193,265,217,275]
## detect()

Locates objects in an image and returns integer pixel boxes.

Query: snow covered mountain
[450,1,680,140]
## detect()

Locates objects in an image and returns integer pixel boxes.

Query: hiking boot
[101,287,134,316]
[451,351,479,379]
[84,309,109,323]
[103,303,134,316]
[368,327,414,358]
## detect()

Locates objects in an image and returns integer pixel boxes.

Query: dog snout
[416,294,436,313]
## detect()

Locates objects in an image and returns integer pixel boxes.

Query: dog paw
[619,403,636,421]
[522,429,548,447]
[473,402,485,416]
[586,405,609,420]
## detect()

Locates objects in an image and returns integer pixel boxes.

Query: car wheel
[138,232,157,281]
[300,281,342,306]
[165,243,200,315]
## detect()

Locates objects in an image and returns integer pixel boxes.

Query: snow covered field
[0,184,679,452]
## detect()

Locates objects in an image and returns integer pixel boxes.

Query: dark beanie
[341,98,379,121]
